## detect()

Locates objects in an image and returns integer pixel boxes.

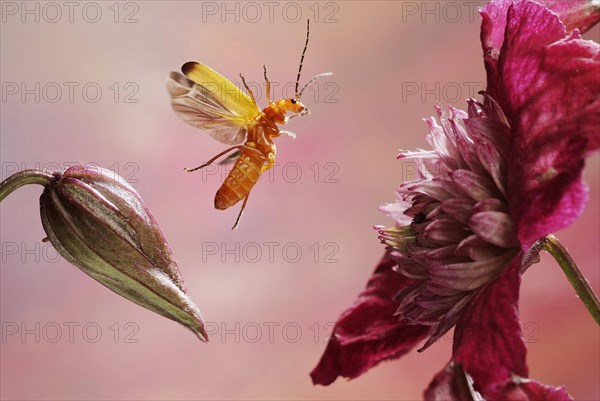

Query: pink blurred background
[1,1,598,400]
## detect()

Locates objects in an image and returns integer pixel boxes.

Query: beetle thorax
[262,101,287,124]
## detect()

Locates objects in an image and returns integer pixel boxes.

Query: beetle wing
[167,71,251,144]
[182,61,261,120]
[207,126,248,145]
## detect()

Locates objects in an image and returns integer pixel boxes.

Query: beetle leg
[280,130,297,139]
[185,146,246,172]
[232,192,251,230]
[240,73,257,104]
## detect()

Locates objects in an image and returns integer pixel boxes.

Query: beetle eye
[290,99,297,104]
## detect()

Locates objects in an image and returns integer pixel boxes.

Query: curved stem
[0,170,54,202]
[543,234,600,326]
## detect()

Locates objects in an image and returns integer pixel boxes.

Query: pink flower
[311,1,599,399]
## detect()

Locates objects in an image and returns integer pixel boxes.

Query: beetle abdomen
[215,151,265,210]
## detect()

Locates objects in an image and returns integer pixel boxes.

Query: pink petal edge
[310,254,429,385]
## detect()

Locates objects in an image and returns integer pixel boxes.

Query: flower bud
[39,166,208,342]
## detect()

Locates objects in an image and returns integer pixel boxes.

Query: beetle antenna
[299,72,334,99]
[295,19,310,99]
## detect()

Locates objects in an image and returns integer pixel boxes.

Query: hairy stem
[543,234,600,326]
[0,170,54,202]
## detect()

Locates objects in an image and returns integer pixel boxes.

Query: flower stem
[543,234,600,326]
[0,170,54,202]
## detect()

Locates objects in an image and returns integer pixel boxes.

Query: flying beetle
[167,20,332,229]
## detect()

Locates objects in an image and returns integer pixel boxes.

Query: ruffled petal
[518,380,574,401]
[490,378,575,401]
[425,364,574,401]
[498,1,600,248]
[451,257,574,400]
[541,0,600,33]
[310,254,429,385]
[480,0,600,120]
[452,258,527,393]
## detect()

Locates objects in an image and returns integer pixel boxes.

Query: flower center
[377,94,521,350]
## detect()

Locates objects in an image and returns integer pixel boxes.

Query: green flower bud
[4,166,208,342]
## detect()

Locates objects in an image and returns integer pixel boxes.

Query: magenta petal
[481,0,600,117]
[440,198,474,225]
[486,379,575,401]
[423,219,470,245]
[451,258,574,400]
[428,250,517,292]
[477,141,507,197]
[480,0,512,53]
[425,363,484,401]
[456,235,505,261]
[469,211,518,248]
[451,170,500,201]
[452,258,527,394]
[511,143,589,250]
[425,366,458,401]
[429,373,575,401]
[480,0,512,107]
[481,0,599,55]
[540,0,600,34]
[505,380,574,401]
[464,117,510,158]
[497,2,600,248]
[310,254,429,385]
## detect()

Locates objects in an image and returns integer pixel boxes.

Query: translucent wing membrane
[167,66,260,144]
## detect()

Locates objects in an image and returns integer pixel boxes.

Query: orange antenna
[294,20,310,99]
